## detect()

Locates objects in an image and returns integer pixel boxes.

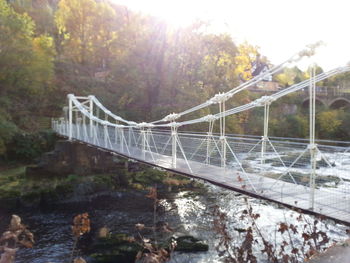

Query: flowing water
[2,182,349,263]
[167,185,349,262]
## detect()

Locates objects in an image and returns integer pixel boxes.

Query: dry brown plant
[134,186,176,263]
[0,215,34,263]
[213,197,340,263]
[69,213,90,263]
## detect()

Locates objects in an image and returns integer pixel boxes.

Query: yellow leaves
[275,72,293,87]
[234,42,259,81]
[95,1,116,22]
[72,213,91,237]
[30,35,55,90]
[55,0,118,65]
[32,35,55,56]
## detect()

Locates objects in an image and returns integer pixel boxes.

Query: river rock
[172,235,209,252]
[89,233,142,263]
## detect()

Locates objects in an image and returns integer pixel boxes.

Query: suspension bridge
[52,49,350,225]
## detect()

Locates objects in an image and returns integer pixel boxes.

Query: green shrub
[0,116,18,156]
[67,174,79,182]
[6,130,57,162]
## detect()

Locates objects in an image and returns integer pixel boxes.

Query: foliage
[1,0,350,164]
[5,130,57,161]
[274,67,307,88]
[316,110,342,138]
[0,115,18,156]
[212,199,339,263]
[0,213,89,263]
[10,0,56,35]
[70,213,90,263]
[271,114,308,138]
[0,0,55,95]
[234,42,259,81]
[0,0,55,160]
[56,0,100,65]
[0,215,34,263]
[135,187,176,263]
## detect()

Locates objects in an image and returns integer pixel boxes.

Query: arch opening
[329,98,350,109]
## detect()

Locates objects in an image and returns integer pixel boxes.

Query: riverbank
[1,141,350,263]
[0,155,210,263]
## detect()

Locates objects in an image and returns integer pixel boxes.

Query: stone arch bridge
[299,88,350,109]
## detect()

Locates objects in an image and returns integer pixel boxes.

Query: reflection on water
[4,183,348,263]
[167,185,349,263]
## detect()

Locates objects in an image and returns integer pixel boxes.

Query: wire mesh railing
[52,62,350,224]
[53,120,350,222]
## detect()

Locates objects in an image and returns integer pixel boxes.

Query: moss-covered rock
[174,236,209,252]
[54,182,74,195]
[21,190,42,204]
[90,234,142,263]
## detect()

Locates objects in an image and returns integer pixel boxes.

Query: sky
[111,0,350,70]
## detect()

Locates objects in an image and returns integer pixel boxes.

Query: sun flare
[111,0,350,69]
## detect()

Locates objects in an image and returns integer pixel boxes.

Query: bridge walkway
[65,133,350,225]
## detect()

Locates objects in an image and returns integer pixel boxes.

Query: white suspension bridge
[52,48,350,225]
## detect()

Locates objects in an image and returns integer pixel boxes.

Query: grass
[0,166,26,177]
[0,166,77,200]
[0,163,198,203]
[0,166,26,199]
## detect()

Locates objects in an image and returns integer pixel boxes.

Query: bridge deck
[132,146,350,224]
[71,136,350,225]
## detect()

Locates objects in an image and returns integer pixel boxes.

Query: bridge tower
[309,66,317,210]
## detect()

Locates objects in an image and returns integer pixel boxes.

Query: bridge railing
[53,119,350,217]
[52,61,350,223]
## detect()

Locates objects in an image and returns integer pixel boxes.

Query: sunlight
[3,0,350,261]
[111,0,350,70]
[111,0,203,27]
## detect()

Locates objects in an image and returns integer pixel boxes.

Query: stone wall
[26,140,126,177]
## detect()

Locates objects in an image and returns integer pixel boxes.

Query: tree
[0,0,54,97]
[10,0,56,35]
[55,0,97,65]
[91,2,118,69]
[234,42,259,81]
[0,0,54,154]
[316,110,342,138]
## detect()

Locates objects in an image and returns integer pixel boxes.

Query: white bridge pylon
[53,52,350,224]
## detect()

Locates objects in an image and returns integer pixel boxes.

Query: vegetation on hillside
[1,0,350,161]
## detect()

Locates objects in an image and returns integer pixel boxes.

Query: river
[1,180,348,263]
